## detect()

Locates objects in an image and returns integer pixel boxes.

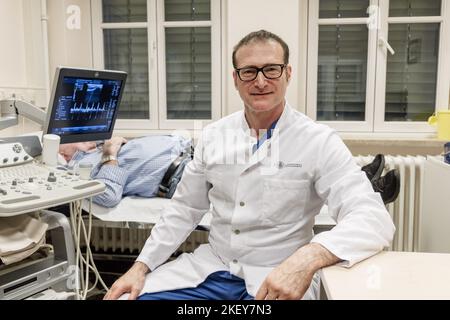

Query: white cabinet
[418,157,450,253]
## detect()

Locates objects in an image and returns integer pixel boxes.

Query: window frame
[91,0,221,130]
[306,0,450,134]
[307,0,378,132]
[373,0,450,133]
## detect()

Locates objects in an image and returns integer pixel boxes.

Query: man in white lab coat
[104,30,395,300]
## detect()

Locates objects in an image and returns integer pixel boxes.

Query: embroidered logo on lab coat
[278,161,302,168]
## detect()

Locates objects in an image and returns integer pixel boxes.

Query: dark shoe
[361,154,385,182]
[372,169,401,204]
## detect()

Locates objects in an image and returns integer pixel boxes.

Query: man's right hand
[103,261,149,300]
[102,137,128,157]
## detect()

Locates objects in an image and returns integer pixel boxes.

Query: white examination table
[82,196,212,228]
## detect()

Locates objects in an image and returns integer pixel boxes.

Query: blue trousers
[137,271,254,300]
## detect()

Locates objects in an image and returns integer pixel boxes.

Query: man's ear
[286,65,292,83]
[233,70,238,89]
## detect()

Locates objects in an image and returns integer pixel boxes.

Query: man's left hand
[255,242,340,300]
[255,255,315,300]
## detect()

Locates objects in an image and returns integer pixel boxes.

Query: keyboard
[0,142,105,216]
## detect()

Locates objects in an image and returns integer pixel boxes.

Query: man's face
[59,144,80,162]
[58,142,97,162]
[233,40,291,114]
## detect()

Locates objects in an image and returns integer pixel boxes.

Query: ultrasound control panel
[0,142,105,216]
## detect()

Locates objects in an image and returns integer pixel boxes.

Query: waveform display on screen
[71,104,106,114]
[50,77,123,136]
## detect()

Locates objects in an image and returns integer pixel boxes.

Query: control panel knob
[12,144,22,153]
[2,158,7,163]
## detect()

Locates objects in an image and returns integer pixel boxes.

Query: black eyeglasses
[235,64,286,82]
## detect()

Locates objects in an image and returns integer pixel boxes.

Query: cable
[82,198,108,291]
[70,201,83,300]
[78,198,108,298]
[69,198,109,299]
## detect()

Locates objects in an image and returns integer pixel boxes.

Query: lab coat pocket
[262,178,310,224]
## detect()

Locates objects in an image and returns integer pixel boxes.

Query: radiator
[88,224,209,255]
[354,155,432,252]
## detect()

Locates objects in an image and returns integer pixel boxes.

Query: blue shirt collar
[253,118,279,153]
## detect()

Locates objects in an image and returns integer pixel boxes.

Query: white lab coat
[132,103,395,299]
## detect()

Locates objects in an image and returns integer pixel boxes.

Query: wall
[0,0,27,88]
[224,0,301,115]
[47,0,93,77]
[0,0,47,137]
[0,0,46,101]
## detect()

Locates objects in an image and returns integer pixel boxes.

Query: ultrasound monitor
[43,67,127,144]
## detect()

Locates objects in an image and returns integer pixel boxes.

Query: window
[91,0,221,130]
[307,0,450,133]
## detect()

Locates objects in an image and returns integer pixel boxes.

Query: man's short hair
[232,30,290,69]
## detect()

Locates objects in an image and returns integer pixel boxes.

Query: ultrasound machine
[0,67,127,299]
[44,67,126,144]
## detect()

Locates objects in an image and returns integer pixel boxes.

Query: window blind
[319,0,369,19]
[165,0,210,21]
[389,0,441,17]
[102,0,147,23]
[103,28,150,119]
[317,24,368,121]
[164,0,212,120]
[165,27,211,119]
[385,23,440,121]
